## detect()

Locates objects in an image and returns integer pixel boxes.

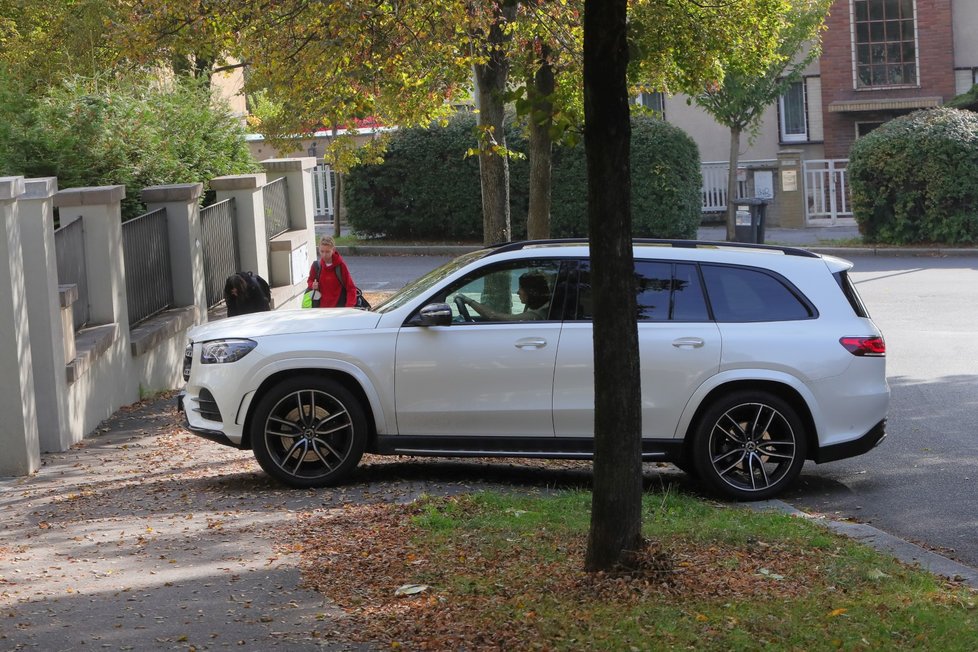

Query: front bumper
[176,391,244,450]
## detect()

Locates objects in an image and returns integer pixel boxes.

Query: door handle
[672,337,705,349]
[515,337,547,349]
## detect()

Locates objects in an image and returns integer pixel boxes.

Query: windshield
[372,249,492,313]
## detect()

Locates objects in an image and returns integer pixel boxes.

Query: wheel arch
[241,368,379,451]
[681,380,818,461]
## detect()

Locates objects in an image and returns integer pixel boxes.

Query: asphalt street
[785,254,978,568]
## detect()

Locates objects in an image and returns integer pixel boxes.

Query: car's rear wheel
[251,376,367,488]
[692,390,806,501]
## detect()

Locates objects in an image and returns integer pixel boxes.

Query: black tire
[692,390,807,501]
[251,375,367,488]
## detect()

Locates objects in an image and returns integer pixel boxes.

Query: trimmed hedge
[848,108,978,245]
[0,74,259,221]
[345,112,701,240]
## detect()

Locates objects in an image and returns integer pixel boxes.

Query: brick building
[659,0,978,226]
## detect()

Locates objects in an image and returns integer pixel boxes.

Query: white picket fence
[311,162,336,223]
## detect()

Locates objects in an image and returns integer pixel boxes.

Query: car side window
[701,264,814,322]
[634,261,709,322]
[435,260,562,323]
[569,261,709,322]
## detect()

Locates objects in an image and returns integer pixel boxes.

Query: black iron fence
[263,177,289,240]
[122,208,173,325]
[53,218,90,331]
[200,198,240,308]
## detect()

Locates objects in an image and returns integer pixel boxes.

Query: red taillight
[840,336,886,356]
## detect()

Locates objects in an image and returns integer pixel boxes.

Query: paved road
[785,254,978,567]
[347,248,978,569]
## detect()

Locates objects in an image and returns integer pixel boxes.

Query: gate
[804,159,855,225]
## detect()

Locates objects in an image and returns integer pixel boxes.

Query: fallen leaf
[394,584,430,597]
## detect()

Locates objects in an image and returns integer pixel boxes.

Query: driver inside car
[458,271,551,321]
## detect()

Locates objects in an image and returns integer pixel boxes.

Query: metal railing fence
[804,159,853,225]
[199,198,240,308]
[53,218,90,331]
[122,208,173,325]
[263,177,290,240]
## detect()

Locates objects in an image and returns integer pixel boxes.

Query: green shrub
[848,108,978,244]
[345,113,701,240]
[0,73,260,220]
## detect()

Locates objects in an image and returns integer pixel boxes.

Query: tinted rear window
[701,264,814,322]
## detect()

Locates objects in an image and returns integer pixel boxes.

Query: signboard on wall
[781,169,798,192]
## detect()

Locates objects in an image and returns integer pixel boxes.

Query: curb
[752,500,978,589]
[338,244,480,257]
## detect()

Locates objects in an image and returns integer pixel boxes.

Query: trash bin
[733,198,768,244]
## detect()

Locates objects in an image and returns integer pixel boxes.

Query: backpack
[334,266,371,310]
[225,271,271,316]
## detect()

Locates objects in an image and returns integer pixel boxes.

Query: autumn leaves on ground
[283,492,978,650]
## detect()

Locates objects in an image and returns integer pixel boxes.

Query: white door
[552,261,721,438]
[394,260,564,437]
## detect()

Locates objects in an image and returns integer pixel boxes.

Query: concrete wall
[0,159,316,476]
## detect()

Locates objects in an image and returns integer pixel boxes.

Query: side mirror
[415,303,453,327]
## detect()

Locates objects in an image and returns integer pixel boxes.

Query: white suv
[178,240,889,500]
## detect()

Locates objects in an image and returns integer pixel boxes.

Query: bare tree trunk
[527,42,554,240]
[725,127,742,241]
[583,0,643,572]
[332,126,342,239]
[473,3,516,245]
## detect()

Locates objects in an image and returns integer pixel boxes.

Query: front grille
[195,389,222,422]
[183,343,193,381]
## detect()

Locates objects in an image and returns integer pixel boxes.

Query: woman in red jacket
[307,235,357,308]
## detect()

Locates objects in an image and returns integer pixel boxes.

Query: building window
[853,0,917,88]
[636,92,665,118]
[856,121,884,138]
[779,80,808,142]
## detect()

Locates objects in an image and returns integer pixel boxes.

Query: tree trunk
[583,0,644,572]
[332,126,342,239]
[527,42,554,241]
[473,3,516,245]
[725,127,742,241]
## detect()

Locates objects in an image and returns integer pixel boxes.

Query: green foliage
[345,113,701,240]
[848,108,978,245]
[343,112,489,241]
[0,74,260,220]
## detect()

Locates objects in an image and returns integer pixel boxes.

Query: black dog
[224,272,271,317]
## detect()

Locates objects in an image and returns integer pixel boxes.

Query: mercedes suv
[178,240,888,500]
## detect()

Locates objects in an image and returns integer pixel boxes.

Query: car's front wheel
[692,390,807,501]
[251,376,367,488]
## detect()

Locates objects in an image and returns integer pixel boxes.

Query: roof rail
[485,238,820,258]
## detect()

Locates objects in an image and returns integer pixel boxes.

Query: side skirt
[373,435,684,462]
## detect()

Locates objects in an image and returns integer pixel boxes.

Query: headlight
[200,339,257,364]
